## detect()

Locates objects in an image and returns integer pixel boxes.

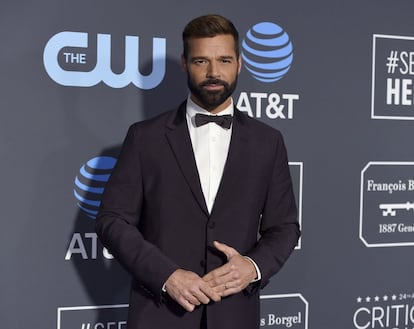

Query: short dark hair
[182,14,239,60]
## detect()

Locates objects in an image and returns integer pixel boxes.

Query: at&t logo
[236,21,299,120]
[242,22,293,83]
[43,31,166,89]
[66,156,117,260]
[74,156,117,219]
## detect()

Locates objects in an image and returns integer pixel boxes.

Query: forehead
[187,34,237,57]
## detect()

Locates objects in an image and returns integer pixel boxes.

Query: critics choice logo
[372,34,414,120]
[66,156,117,261]
[359,162,414,247]
[242,22,293,83]
[353,292,414,329]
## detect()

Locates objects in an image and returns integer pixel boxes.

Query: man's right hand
[164,269,221,312]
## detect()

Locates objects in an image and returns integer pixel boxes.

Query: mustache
[199,79,228,87]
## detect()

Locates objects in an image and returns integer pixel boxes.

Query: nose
[206,61,219,78]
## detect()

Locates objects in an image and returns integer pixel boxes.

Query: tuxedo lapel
[165,103,209,216]
[211,109,250,216]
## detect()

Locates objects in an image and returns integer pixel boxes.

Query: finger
[203,264,232,283]
[221,280,246,297]
[185,292,202,306]
[165,270,211,309]
[200,284,221,302]
[221,285,239,298]
[213,241,237,259]
[179,299,196,312]
[191,290,210,305]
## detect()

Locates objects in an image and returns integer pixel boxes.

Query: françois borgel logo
[43,31,166,89]
[260,294,308,328]
[353,292,414,329]
[236,21,299,120]
[371,34,414,120]
[359,162,414,247]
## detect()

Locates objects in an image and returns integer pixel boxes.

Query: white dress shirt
[185,96,261,282]
[186,97,233,213]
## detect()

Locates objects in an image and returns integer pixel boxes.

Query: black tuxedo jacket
[96,101,300,329]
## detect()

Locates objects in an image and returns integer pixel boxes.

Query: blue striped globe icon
[242,22,293,83]
[74,156,117,219]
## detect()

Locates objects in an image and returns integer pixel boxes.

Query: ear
[237,56,242,74]
[181,54,187,72]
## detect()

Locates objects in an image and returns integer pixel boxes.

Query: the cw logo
[43,31,166,89]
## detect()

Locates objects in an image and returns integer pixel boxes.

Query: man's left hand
[203,241,257,297]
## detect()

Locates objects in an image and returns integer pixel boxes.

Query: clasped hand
[164,241,257,312]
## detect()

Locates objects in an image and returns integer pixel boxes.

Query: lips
[201,79,226,91]
[204,83,224,91]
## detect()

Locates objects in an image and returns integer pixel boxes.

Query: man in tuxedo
[96,14,300,329]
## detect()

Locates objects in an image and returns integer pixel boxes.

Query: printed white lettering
[65,232,113,260]
[236,92,299,119]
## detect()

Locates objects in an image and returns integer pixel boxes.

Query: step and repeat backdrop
[2,1,414,328]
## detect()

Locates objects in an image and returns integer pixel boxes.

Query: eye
[220,58,233,64]
[192,58,207,65]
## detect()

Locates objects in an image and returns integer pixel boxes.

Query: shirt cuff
[244,256,262,282]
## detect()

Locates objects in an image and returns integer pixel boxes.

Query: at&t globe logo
[74,156,117,219]
[66,156,116,260]
[242,22,293,83]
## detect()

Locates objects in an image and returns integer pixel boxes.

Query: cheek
[222,65,239,77]
[225,68,239,82]
[188,69,206,83]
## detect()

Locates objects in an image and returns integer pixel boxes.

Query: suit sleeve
[95,124,179,301]
[246,132,300,289]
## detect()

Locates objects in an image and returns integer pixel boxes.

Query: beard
[187,74,238,112]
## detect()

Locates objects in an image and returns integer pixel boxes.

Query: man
[96,14,300,329]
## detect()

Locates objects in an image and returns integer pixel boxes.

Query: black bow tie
[194,113,233,129]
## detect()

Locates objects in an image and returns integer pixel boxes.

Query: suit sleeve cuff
[244,256,262,282]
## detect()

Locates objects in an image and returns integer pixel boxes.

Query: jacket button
[200,260,206,268]
[208,221,215,229]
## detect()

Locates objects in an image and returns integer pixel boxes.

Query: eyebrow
[190,55,236,61]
